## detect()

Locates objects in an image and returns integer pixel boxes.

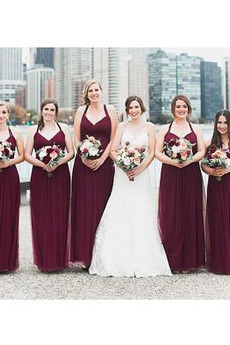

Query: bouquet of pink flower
[164,137,194,163]
[78,135,103,160]
[202,145,230,181]
[36,144,65,177]
[115,141,147,181]
[0,140,14,172]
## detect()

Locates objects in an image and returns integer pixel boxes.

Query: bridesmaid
[0,102,24,272]
[202,110,230,274]
[155,95,206,273]
[71,79,118,269]
[25,98,74,272]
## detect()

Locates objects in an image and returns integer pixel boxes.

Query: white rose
[123,157,131,166]
[88,147,98,156]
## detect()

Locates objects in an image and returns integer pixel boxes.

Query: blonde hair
[82,80,102,105]
[0,102,10,114]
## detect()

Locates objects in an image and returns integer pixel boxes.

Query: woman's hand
[81,157,105,171]
[213,167,230,177]
[126,165,144,180]
[0,160,11,169]
[171,158,193,169]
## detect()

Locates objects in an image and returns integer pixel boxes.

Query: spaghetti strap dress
[71,104,114,267]
[158,122,205,272]
[0,127,20,272]
[30,123,71,272]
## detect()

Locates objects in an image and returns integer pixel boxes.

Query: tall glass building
[0,47,25,104]
[55,48,91,110]
[176,53,202,120]
[201,60,222,120]
[147,49,177,122]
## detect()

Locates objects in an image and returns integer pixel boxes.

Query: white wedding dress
[89,131,172,277]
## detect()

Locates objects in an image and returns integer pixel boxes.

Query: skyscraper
[224,57,230,109]
[176,53,201,120]
[55,47,91,110]
[147,49,177,121]
[0,47,25,104]
[92,47,129,114]
[201,60,222,120]
[26,66,54,112]
[35,48,54,68]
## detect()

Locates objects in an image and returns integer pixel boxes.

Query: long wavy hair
[210,109,230,148]
[38,98,59,130]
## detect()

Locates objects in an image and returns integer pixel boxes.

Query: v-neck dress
[71,105,114,267]
[158,122,205,272]
[30,124,70,272]
[0,127,20,272]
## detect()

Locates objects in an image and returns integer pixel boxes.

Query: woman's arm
[190,124,206,163]
[155,124,182,168]
[110,122,126,161]
[57,123,75,165]
[127,123,156,180]
[25,126,46,168]
[93,104,118,170]
[0,127,24,168]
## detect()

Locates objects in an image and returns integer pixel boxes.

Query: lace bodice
[121,131,149,148]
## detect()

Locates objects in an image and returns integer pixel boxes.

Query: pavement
[0,204,230,300]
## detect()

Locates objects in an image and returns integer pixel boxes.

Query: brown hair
[82,80,102,105]
[125,95,146,114]
[211,109,230,148]
[171,95,192,118]
[38,98,59,130]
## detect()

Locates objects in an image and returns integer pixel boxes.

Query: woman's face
[217,115,228,135]
[128,100,142,120]
[87,83,101,104]
[42,103,56,122]
[174,99,188,119]
[0,105,9,125]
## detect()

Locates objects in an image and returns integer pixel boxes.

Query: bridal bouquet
[36,144,65,177]
[202,145,230,181]
[164,137,194,163]
[78,135,103,160]
[115,141,147,181]
[0,140,14,172]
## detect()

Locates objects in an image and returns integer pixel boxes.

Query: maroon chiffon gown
[0,128,20,272]
[158,122,205,272]
[30,124,70,272]
[206,171,230,274]
[71,104,114,267]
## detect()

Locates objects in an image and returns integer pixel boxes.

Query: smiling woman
[25,98,74,272]
[155,94,206,274]
[0,102,24,272]
[70,80,118,269]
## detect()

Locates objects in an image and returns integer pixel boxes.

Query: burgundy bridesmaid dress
[0,128,20,272]
[30,123,70,272]
[206,172,230,274]
[158,122,205,272]
[71,104,114,267]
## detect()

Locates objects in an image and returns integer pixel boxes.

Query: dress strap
[36,124,40,133]
[8,126,13,136]
[56,122,63,132]
[104,104,109,117]
[167,121,173,134]
[82,104,90,118]
[188,121,195,134]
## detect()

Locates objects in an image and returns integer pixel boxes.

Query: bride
[89,96,172,277]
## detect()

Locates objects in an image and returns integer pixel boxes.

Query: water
[17,124,214,187]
